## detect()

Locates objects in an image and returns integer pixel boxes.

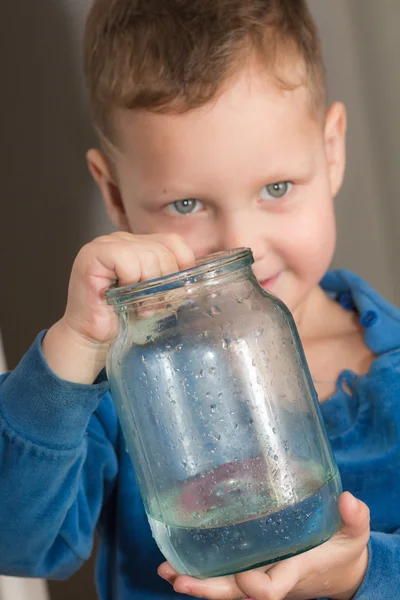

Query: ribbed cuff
[0,331,110,449]
[353,531,400,599]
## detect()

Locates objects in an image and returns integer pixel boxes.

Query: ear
[86,149,131,232]
[324,102,347,198]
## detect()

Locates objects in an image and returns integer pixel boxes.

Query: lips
[259,272,280,292]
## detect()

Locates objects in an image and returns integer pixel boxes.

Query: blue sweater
[0,270,400,599]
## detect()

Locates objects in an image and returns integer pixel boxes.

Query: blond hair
[84,0,326,144]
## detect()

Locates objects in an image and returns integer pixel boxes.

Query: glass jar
[106,248,342,579]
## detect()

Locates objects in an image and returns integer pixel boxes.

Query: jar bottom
[148,471,342,579]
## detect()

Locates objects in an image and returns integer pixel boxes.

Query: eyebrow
[137,156,317,205]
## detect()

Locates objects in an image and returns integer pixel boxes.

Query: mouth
[259,272,281,292]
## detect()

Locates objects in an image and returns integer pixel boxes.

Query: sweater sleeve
[353,530,400,599]
[0,332,118,579]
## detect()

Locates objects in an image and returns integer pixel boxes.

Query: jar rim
[105,247,254,306]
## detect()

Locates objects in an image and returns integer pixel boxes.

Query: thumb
[338,492,370,539]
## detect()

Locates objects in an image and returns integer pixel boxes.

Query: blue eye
[167,199,203,215]
[260,182,292,201]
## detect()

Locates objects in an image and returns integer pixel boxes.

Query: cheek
[277,196,336,281]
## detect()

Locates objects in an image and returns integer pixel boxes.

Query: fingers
[60,231,197,356]
[136,251,163,282]
[158,560,300,600]
[158,562,178,585]
[75,232,195,291]
[173,575,244,600]
[108,232,195,284]
[236,559,301,600]
[158,564,244,600]
[109,242,176,287]
[338,492,370,540]
[155,233,196,271]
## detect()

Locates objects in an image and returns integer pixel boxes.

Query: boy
[0,1,399,599]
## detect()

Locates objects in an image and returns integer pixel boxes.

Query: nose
[219,212,267,263]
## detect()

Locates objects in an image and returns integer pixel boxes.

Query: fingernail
[174,582,190,594]
[348,493,359,512]
[158,570,174,583]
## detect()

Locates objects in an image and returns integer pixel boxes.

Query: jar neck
[106,248,255,310]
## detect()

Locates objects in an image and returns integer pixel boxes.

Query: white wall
[309,0,398,302]
[0,577,49,600]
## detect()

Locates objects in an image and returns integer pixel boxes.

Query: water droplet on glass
[199,369,205,378]
[208,305,222,316]
[252,358,256,367]
[146,335,153,343]
[141,356,147,364]
[222,338,231,350]
[273,455,278,461]
[209,367,216,375]
[218,392,223,399]
[206,392,212,399]
[175,343,184,353]
[210,404,216,412]
[272,427,277,434]
[255,328,264,337]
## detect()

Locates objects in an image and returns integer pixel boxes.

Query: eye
[166,198,203,215]
[260,182,292,201]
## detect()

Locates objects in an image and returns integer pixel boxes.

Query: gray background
[0,1,399,598]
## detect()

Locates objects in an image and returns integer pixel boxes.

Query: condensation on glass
[106,248,342,579]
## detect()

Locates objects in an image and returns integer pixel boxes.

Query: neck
[293,284,343,343]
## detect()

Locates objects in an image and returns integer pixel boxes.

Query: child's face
[89,65,346,316]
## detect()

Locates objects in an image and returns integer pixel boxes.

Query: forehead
[111,67,323,182]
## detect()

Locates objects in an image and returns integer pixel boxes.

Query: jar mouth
[105,247,254,306]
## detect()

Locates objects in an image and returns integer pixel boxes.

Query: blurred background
[0,1,399,599]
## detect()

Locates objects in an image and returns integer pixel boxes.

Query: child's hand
[158,492,370,600]
[43,232,195,384]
